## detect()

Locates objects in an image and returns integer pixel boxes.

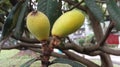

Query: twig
[66,37,72,43]
[29,0,33,11]
[100,21,114,46]
[63,0,87,12]
[69,0,84,11]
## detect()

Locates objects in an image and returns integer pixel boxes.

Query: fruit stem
[40,36,61,67]
[31,11,38,16]
[41,41,53,67]
[49,36,61,47]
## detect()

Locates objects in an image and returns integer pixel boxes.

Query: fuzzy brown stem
[41,42,53,67]
[41,36,61,67]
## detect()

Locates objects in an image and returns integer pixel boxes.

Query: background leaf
[37,0,62,29]
[107,0,120,30]
[20,58,37,67]
[1,1,23,40]
[84,0,104,22]
[13,0,29,38]
[51,58,85,67]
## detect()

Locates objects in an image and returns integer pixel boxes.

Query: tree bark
[100,53,113,67]
[62,50,100,67]
[87,8,113,67]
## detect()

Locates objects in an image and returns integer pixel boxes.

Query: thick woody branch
[100,53,113,67]
[57,42,101,56]
[12,35,40,43]
[1,44,20,50]
[18,42,41,48]
[1,42,41,50]
[85,5,113,67]
[99,46,120,56]
[29,48,68,59]
[83,7,103,51]
[88,51,102,56]
[83,14,114,52]
[58,42,84,52]
[84,21,114,51]
[29,47,100,67]
[62,50,100,67]
[30,47,100,67]
[27,44,101,67]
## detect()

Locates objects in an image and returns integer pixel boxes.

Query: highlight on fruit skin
[51,9,85,37]
[26,11,50,41]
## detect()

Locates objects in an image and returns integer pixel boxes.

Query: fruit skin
[51,9,85,37]
[26,11,50,41]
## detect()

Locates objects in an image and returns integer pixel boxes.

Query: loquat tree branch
[99,46,120,56]
[12,35,40,43]
[57,42,84,52]
[29,47,68,59]
[83,20,114,52]
[100,53,113,67]
[1,42,41,50]
[57,42,102,56]
[83,10,114,52]
[1,44,20,50]
[63,0,87,12]
[100,21,114,46]
[85,5,113,67]
[18,42,41,48]
[68,0,84,11]
[29,47,100,67]
[62,50,100,67]
[83,7,104,51]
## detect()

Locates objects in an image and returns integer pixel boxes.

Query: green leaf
[20,58,37,67]
[37,0,62,29]
[1,1,23,41]
[51,58,85,67]
[107,0,120,30]
[84,0,104,22]
[13,0,29,38]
